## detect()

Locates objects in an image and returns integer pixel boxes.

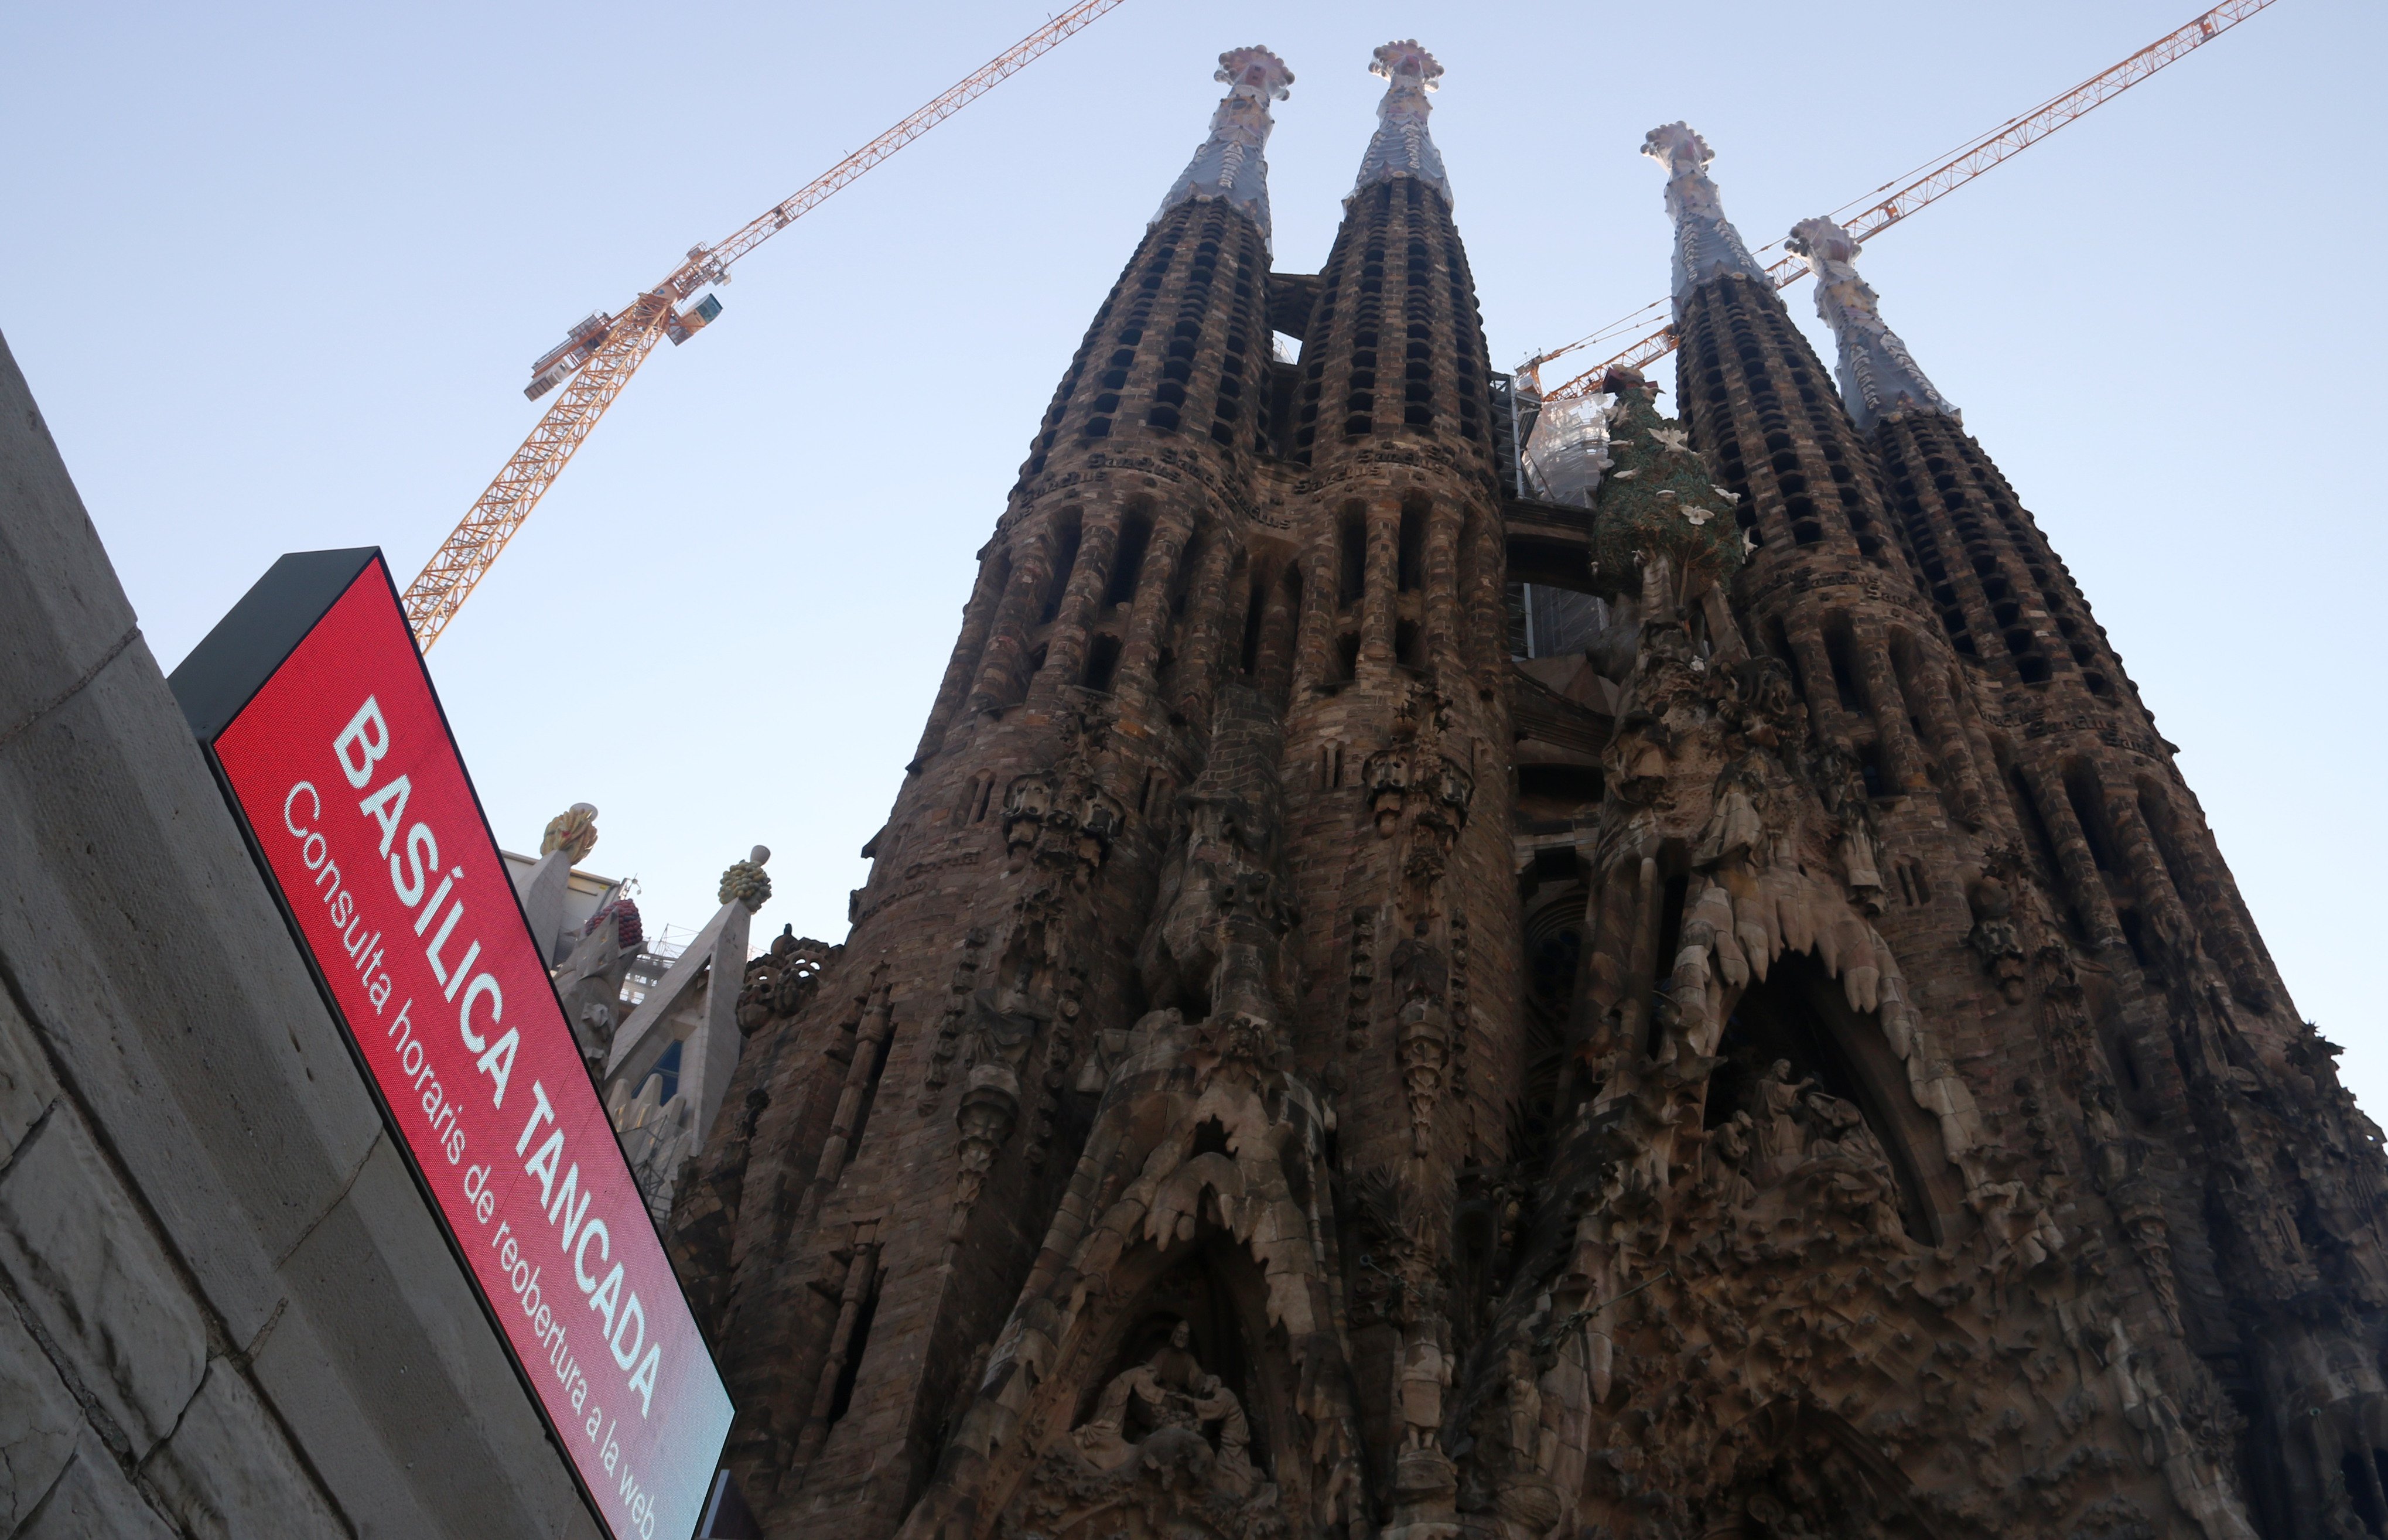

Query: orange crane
[1529,0,2280,403]
[402,0,1131,650]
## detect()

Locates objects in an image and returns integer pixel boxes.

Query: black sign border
[169,548,733,1540]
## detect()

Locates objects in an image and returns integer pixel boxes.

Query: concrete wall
[0,329,604,1539]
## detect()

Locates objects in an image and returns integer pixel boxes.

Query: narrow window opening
[1238,574,1269,675]
[1039,520,1084,624]
[1106,515,1153,607]
[1338,513,1367,607]
[1823,627,1866,713]
[2063,762,2117,873]
[1648,871,1690,1056]
[1335,632,1361,681]
[2118,909,2150,968]
[1084,634,1122,694]
[1397,503,1426,593]
[2344,1450,2386,1538]
[845,1017,895,1160]
[824,1279,880,1430]
[1394,620,1422,672]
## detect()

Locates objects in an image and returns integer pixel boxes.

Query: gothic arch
[896,1015,1361,1540]
[1710,1400,1941,1538]
[1706,951,1966,1244]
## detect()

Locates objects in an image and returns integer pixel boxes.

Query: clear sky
[5,3,2380,1104]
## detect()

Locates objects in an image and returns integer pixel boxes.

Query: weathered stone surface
[0,323,139,742]
[17,1433,176,1540]
[0,323,613,1538]
[0,659,384,1346]
[0,1102,206,1459]
[0,977,59,1167]
[660,56,2388,1540]
[143,1358,343,1540]
[0,1292,80,1533]
[260,1133,607,1540]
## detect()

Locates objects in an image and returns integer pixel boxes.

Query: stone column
[1255,566,1300,704]
[965,526,1055,714]
[913,547,1009,766]
[1423,504,1461,679]
[1901,655,1987,827]
[1035,510,1121,694]
[1855,633,1933,792]
[2020,760,2125,947]
[1112,515,1190,698]
[1360,498,1400,668]
[2102,772,2201,968]
[1174,535,1240,726]
[1782,615,1856,753]
[1293,534,1339,693]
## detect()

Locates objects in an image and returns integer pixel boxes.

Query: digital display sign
[172,550,732,1540]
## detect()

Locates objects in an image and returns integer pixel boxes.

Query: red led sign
[172,551,732,1540]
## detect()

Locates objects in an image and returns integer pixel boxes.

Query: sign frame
[170,548,733,1540]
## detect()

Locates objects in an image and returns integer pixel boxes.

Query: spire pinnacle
[1154,47,1293,250]
[1641,122,1771,312]
[1786,216,1959,432]
[1351,40,1451,205]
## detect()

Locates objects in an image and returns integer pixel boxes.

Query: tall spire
[1641,122,1771,313]
[1785,216,1959,432]
[1153,46,1293,251]
[1351,40,1451,205]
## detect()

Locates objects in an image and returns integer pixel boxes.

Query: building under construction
[0,9,2371,1540]
[638,36,2388,1540]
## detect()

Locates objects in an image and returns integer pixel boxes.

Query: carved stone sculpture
[659,68,2386,1540]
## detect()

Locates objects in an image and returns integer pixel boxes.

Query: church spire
[1350,39,1452,205]
[1153,46,1293,251]
[1641,122,1771,313]
[1785,216,1959,432]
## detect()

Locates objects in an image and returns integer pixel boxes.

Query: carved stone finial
[1641,122,1771,310]
[539,802,599,862]
[1351,40,1451,206]
[719,845,771,911]
[1153,46,1293,250]
[1785,215,1960,432]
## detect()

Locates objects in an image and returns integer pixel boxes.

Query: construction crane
[1530,0,2279,403]
[401,0,1131,650]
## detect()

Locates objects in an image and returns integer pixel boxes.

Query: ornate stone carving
[1641,121,1772,305]
[718,844,772,910]
[1352,40,1451,205]
[1153,47,1293,251]
[1068,1321,1258,1495]
[539,800,599,861]
[1786,214,1961,431]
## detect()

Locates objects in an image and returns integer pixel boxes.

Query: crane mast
[1533,0,2279,403]
[402,0,1131,650]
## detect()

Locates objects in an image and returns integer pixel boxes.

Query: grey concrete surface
[0,328,604,1538]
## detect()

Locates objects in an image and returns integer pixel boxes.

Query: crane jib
[1538,0,2278,403]
[402,0,1133,650]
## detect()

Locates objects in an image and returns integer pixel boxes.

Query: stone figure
[1070,1320,1257,1491]
[1754,1059,1813,1181]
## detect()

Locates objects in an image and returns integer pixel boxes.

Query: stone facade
[672,51,2388,1540]
[0,330,602,1538]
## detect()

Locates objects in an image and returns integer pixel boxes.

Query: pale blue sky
[5,2,2381,1105]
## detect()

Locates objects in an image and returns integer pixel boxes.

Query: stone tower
[665,54,2388,1540]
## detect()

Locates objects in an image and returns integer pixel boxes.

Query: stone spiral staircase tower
[664,49,2388,1540]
